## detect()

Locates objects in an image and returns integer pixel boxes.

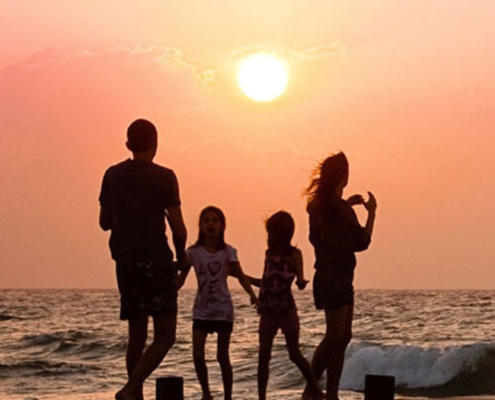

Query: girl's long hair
[306,152,349,211]
[193,206,227,250]
[266,211,296,256]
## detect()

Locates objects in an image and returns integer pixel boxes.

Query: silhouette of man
[99,119,187,400]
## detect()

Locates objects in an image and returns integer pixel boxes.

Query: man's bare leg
[116,313,177,400]
[125,314,148,400]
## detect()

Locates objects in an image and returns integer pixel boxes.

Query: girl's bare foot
[302,388,326,400]
[301,388,311,400]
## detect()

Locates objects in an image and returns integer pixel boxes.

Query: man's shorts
[193,319,233,334]
[259,307,300,336]
[116,258,177,320]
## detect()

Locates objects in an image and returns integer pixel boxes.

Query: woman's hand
[364,191,377,213]
[347,194,364,206]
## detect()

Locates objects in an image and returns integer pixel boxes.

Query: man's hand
[176,256,190,271]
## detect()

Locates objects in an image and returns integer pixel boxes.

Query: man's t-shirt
[99,159,180,261]
[187,245,237,322]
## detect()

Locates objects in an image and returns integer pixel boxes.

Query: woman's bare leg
[302,306,353,400]
[324,306,353,400]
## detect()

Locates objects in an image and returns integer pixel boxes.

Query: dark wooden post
[156,376,183,400]
[364,374,395,400]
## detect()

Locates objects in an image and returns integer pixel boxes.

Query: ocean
[0,289,494,400]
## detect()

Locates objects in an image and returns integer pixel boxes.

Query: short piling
[156,376,184,400]
[364,374,395,400]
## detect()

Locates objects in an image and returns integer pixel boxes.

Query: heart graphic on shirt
[207,261,222,277]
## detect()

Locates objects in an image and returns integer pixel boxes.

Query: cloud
[287,42,347,60]
[228,42,346,61]
[107,45,213,86]
[0,45,213,131]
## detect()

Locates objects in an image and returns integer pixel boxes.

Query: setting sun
[237,53,289,102]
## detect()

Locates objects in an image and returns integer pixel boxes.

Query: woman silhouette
[303,152,377,400]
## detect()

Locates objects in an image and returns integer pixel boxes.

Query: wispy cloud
[106,45,215,86]
[229,42,346,61]
[287,42,347,60]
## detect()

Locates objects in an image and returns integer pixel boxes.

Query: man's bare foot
[116,386,138,400]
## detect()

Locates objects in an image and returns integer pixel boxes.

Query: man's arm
[166,205,188,265]
[99,206,113,231]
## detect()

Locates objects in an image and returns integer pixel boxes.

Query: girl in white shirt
[177,206,258,400]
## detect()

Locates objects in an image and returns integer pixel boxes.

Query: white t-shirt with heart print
[186,244,238,322]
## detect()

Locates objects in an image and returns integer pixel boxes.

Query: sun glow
[237,54,289,102]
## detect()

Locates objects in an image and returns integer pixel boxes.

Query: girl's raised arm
[292,249,309,290]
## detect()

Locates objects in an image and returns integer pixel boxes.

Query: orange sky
[1,0,494,289]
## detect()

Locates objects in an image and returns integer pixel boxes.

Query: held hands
[296,279,309,290]
[250,293,260,309]
[176,256,191,271]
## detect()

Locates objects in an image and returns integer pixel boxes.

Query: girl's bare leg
[193,328,212,400]
[258,331,276,400]
[217,331,233,400]
[284,330,323,400]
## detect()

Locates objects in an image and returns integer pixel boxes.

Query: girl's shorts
[259,307,300,336]
[193,319,233,334]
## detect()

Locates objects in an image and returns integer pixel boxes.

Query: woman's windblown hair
[306,152,349,209]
